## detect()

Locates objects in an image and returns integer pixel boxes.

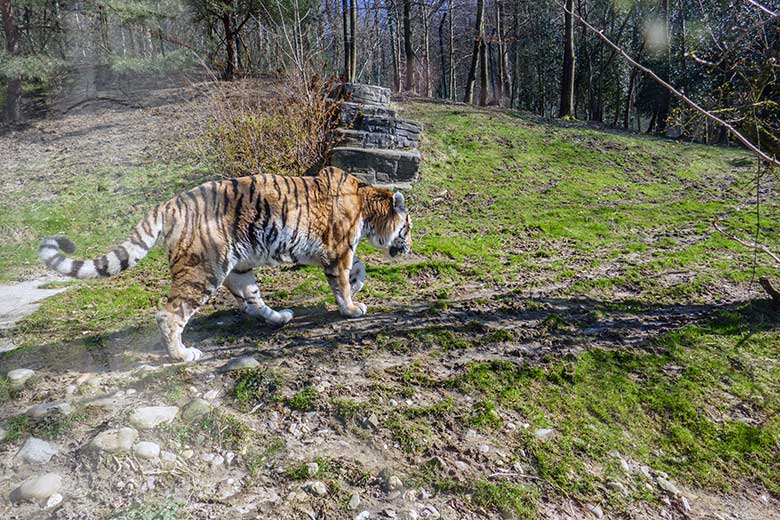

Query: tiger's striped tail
[39,205,164,279]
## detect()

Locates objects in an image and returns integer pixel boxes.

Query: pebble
[657,476,681,496]
[586,503,604,518]
[204,389,220,401]
[681,496,691,512]
[306,480,327,496]
[306,462,319,476]
[181,449,195,460]
[15,437,58,465]
[46,492,63,508]
[453,460,470,472]
[366,413,380,429]
[27,401,73,418]
[348,491,360,510]
[129,405,179,429]
[211,454,225,469]
[161,451,177,466]
[620,459,631,473]
[534,428,555,441]
[225,451,236,465]
[133,441,161,459]
[403,510,419,520]
[386,474,403,491]
[759,494,769,506]
[607,481,628,494]
[355,512,370,520]
[182,398,212,421]
[222,355,260,372]
[8,368,35,388]
[11,473,63,503]
[134,365,158,376]
[420,505,440,518]
[383,509,398,518]
[90,427,138,453]
[478,444,490,454]
[0,427,6,441]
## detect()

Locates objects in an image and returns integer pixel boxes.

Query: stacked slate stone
[329,83,422,186]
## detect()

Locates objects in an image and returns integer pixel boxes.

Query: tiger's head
[361,188,413,258]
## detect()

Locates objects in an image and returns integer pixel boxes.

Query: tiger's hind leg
[156,268,225,362]
[224,270,294,325]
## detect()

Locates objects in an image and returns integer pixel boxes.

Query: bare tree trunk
[1,0,21,122]
[656,0,671,133]
[463,0,484,104]
[402,0,414,91]
[389,4,401,91]
[349,0,357,80]
[438,9,448,98]
[422,4,430,96]
[478,30,488,106]
[448,0,455,100]
[342,0,351,80]
[559,0,575,118]
[222,0,239,80]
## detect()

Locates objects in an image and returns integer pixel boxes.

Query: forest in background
[0,0,778,154]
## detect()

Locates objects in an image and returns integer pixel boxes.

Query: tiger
[39,167,412,362]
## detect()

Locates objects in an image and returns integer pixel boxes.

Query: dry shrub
[192,75,342,178]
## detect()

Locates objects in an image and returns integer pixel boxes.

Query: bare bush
[187,75,342,178]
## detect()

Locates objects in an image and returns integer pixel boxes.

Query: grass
[104,498,183,520]
[232,368,282,408]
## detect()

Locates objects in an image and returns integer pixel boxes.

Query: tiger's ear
[393,192,406,213]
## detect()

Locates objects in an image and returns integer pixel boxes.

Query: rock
[211,454,225,469]
[620,459,631,473]
[27,401,72,418]
[15,437,58,465]
[11,473,63,503]
[607,481,628,494]
[657,476,681,496]
[453,460,470,472]
[161,451,177,466]
[8,368,35,388]
[759,494,769,506]
[133,441,161,459]
[221,356,260,372]
[46,492,63,508]
[90,427,138,453]
[402,510,419,520]
[385,474,403,491]
[420,505,440,518]
[133,364,158,376]
[306,462,319,476]
[181,449,194,460]
[348,491,360,510]
[681,496,691,512]
[355,512,370,520]
[182,398,212,421]
[306,480,327,496]
[383,509,398,518]
[586,503,604,518]
[478,444,490,454]
[0,427,6,441]
[129,405,179,429]
[366,413,380,429]
[204,389,220,401]
[339,83,391,106]
[330,147,421,184]
[534,428,555,441]
[225,451,236,465]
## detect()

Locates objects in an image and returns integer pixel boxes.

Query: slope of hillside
[0,96,778,519]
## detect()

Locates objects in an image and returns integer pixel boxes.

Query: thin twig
[713,221,780,264]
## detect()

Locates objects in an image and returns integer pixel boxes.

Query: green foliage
[470,480,539,519]
[0,53,65,81]
[105,498,183,520]
[286,386,318,411]
[233,368,282,407]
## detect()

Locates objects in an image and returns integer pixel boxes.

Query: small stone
[383,509,398,518]
[129,406,179,429]
[133,364,158,375]
[202,453,215,463]
[181,449,194,460]
[222,355,260,372]
[225,451,236,466]
[15,437,58,465]
[306,462,319,476]
[366,413,380,429]
[0,427,6,441]
[27,401,72,418]
[586,503,604,518]
[182,398,212,421]
[355,512,370,520]
[91,427,138,453]
[160,451,177,466]
[620,459,631,473]
[386,475,403,491]
[681,496,691,512]
[759,494,769,506]
[478,444,490,454]
[8,368,35,388]
[204,389,220,401]
[46,493,63,509]
[504,421,516,431]
[348,492,360,510]
[11,473,63,503]
[534,428,555,441]
[211,454,225,468]
[607,481,628,494]
[403,510,419,520]
[657,476,681,496]
[125,388,137,395]
[306,480,327,496]
[420,505,440,518]
[133,441,161,460]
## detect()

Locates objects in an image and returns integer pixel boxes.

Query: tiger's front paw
[340,302,367,319]
[172,346,203,363]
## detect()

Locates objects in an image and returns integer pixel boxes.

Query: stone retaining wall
[328,83,422,186]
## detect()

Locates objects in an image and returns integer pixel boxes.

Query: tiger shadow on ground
[3,293,778,377]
